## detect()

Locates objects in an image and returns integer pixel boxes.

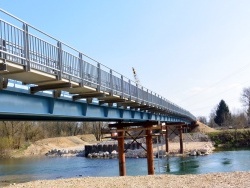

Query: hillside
[13,134,97,157]
[191,121,217,133]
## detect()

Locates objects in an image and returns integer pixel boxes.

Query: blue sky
[1,0,250,119]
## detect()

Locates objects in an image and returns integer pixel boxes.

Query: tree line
[197,87,250,128]
[0,121,107,157]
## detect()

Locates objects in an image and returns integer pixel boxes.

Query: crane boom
[132,67,140,85]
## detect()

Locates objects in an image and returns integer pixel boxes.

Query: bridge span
[0,9,195,124]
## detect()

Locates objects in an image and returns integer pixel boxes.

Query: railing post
[97,63,101,92]
[128,79,131,100]
[136,84,139,102]
[22,23,30,71]
[147,89,149,104]
[121,75,124,99]
[110,69,113,96]
[0,39,6,59]
[141,87,144,104]
[57,42,63,80]
[151,91,153,104]
[79,53,83,86]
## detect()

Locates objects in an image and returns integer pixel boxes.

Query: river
[0,149,250,186]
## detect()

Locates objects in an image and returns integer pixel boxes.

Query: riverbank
[5,171,250,188]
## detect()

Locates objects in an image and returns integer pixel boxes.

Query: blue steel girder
[0,88,191,123]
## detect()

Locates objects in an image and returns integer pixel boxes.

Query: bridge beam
[99,98,126,105]
[30,83,72,94]
[73,93,106,101]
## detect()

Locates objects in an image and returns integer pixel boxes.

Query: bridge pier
[109,122,160,176]
[165,126,169,153]
[164,123,186,154]
[179,125,184,154]
[117,127,126,176]
[146,128,154,175]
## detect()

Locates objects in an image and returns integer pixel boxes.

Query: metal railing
[0,9,196,121]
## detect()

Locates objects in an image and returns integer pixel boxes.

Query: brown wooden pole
[179,126,184,154]
[146,128,154,175]
[117,129,126,176]
[165,126,169,153]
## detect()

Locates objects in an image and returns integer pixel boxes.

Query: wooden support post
[117,129,126,176]
[179,126,184,154]
[165,126,169,153]
[146,128,154,175]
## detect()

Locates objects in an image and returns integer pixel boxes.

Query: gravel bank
[6,172,250,188]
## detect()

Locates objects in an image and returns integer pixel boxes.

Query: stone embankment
[45,149,84,157]
[189,143,213,156]
[85,142,214,159]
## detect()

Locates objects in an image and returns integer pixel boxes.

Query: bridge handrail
[0,9,196,121]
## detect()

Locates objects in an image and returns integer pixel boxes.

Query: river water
[0,149,250,186]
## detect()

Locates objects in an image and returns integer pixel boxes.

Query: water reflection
[162,156,200,174]
[222,158,231,165]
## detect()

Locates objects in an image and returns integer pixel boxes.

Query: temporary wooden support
[30,82,72,94]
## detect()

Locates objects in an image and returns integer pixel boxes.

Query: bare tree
[197,116,208,125]
[241,87,250,124]
[208,106,218,128]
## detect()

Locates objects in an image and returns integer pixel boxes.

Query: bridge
[0,9,195,124]
[0,9,197,176]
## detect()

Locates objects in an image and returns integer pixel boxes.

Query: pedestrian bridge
[0,9,196,124]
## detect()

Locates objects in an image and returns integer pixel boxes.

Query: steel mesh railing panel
[0,20,24,64]
[29,34,59,74]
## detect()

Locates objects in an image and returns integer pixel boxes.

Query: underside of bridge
[107,121,187,176]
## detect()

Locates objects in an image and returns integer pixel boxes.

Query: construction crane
[132,67,140,85]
